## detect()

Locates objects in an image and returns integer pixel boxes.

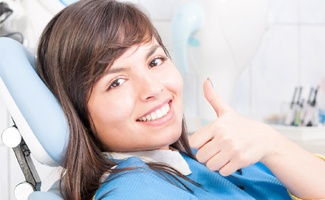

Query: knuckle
[225,138,235,146]
[235,154,246,164]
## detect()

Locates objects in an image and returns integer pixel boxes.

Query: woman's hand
[189,79,325,198]
[189,79,282,176]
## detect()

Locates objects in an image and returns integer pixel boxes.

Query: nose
[138,71,164,101]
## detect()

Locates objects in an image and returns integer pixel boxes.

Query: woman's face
[87,39,184,152]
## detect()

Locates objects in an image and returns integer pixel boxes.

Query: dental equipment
[285,86,303,126]
[171,0,269,124]
[303,86,319,127]
[284,87,299,125]
[0,2,12,25]
[0,37,69,199]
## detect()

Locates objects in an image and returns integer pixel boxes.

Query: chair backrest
[0,37,69,166]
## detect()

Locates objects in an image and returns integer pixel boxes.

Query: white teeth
[139,103,170,122]
[150,112,157,120]
[156,110,163,118]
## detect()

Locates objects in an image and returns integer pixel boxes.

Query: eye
[108,78,126,90]
[149,56,167,68]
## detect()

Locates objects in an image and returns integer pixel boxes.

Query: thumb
[204,78,232,117]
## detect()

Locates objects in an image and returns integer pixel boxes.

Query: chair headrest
[0,37,69,166]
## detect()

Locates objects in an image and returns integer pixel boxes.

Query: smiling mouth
[137,103,170,122]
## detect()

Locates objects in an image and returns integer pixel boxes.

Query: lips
[137,103,170,122]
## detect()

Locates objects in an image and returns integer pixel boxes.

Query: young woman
[34,0,325,199]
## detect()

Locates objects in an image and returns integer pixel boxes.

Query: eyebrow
[106,67,129,74]
[106,44,161,74]
[146,45,161,60]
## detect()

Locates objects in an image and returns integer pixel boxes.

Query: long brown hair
[37,0,196,199]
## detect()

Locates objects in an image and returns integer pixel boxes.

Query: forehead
[120,39,159,59]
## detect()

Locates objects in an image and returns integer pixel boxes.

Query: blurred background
[0,0,325,199]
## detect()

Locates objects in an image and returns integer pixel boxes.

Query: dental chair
[0,37,67,199]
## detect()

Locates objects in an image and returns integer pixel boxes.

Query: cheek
[165,66,184,95]
[175,70,184,94]
[165,68,184,116]
[90,99,135,150]
[88,94,135,136]
[158,61,183,89]
[96,105,128,124]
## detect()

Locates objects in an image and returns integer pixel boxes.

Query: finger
[219,160,241,177]
[189,127,214,150]
[218,151,247,176]
[206,147,232,172]
[206,140,231,171]
[195,139,221,163]
[203,78,232,117]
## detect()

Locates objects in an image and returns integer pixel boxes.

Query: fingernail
[207,77,214,88]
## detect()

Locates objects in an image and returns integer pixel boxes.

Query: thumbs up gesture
[189,79,280,176]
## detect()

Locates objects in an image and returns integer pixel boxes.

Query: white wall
[232,0,325,122]
[1,0,325,199]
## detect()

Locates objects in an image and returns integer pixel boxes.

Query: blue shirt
[95,151,291,200]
